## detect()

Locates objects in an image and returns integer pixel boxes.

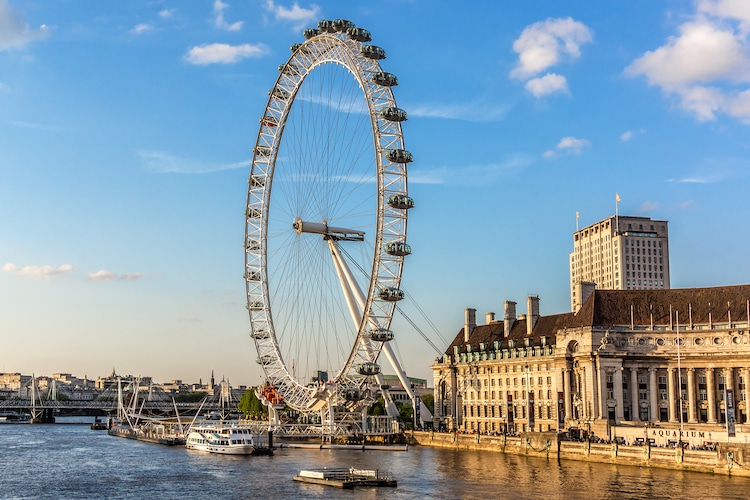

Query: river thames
[1,418,748,499]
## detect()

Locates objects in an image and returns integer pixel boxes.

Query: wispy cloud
[0,82,10,93]
[213,0,243,31]
[131,23,153,34]
[410,154,535,186]
[510,17,592,98]
[88,270,142,281]
[0,0,49,51]
[543,136,591,158]
[620,128,646,141]
[3,263,74,278]
[638,201,660,213]
[184,42,267,65]
[138,150,250,174]
[263,0,320,31]
[625,1,750,122]
[407,101,509,122]
[159,9,176,19]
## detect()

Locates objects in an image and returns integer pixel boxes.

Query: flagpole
[615,193,621,233]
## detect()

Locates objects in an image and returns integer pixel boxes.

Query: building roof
[577,284,750,327]
[445,284,750,356]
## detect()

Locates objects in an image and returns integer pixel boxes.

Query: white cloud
[543,136,591,158]
[620,131,633,141]
[409,155,535,186]
[3,263,74,278]
[0,82,10,92]
[184,42,267,65]
[625,4,750,122]
[510,17,593,80]
[407,101,509,122]
[213,0,243,31]
[263,0,320,30]
[132,23,152,34]
[138,150,250,174]
[525,73,568,97]
[638,201,660,213]
[159,9,176,19]
[0,0,48,50]
[88,270,142,281]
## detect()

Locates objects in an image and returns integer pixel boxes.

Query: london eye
[244,19,414,417]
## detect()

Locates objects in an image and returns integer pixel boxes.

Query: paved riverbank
[412,431,750,477]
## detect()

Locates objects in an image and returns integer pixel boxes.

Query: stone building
[570,215,670,312]
[432,284,750,444]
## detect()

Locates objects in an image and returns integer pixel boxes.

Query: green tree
[421,394,434,415]
[367,397,386,416]
[238,389,268,418]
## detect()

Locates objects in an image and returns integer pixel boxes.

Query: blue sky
[2,0,749,386]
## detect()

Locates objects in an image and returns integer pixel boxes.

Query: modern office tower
[570,215,670,312]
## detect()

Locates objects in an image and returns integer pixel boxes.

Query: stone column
[613,367,624,421]
[563,368,572,423]
[631,367,640,422]
[580,367,588,419]
[687,368,697,423]
[649,367,659,422]
[725,368,734,423]
[599,366,608,419]
[667,367,677,422]
[745,368,750,424]
[707,368,717,423]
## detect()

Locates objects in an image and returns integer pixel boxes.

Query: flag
[616,193,621,203]
[576,211,580,218]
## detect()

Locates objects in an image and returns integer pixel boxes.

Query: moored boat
[0,411,31,424]
[185,423,272,455]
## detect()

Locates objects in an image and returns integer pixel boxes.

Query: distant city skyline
[2,1,749,386]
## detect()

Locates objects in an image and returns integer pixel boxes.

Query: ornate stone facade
[432,285,750,444]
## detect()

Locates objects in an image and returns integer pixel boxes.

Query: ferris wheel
[244,19,414,413]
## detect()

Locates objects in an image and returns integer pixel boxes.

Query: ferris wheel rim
[244,25,410,412]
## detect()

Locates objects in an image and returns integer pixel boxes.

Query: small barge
[293,468,396,489]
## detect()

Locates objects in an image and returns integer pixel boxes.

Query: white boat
[0,411,31,424]
[185,423,272,455]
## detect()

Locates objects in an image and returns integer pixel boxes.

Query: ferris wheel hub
[293,218,365,241]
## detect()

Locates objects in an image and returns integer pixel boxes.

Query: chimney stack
[503,301,516,338]
[576,281,596,312]
[527,295,540,336]
[485,312,495,324]
[464,308,476,343]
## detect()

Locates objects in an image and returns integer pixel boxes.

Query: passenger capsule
[256,355,274,365]
[372,72,398,86]
[386,149,413,163]
[368,328,395,342]
[318,19,336,33]
[343,388,363,401]
[247,301,264,310]
[245,239,260,250]
[361,45,386,60]
[251,330,270,340]
[385,241,411,257]
[387,194,415,210]
[333,19,355,32]
[347,27,371,42]
[245,208,261,218]
[358,362,381,376]
[378,287,404,302]
[254,146,271,157]
[244,270,261,281]
[260,116,279,127]
[249,175,266,187]
[303,28,320,39]
[380,107,407,122]
[268,87,290,100]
